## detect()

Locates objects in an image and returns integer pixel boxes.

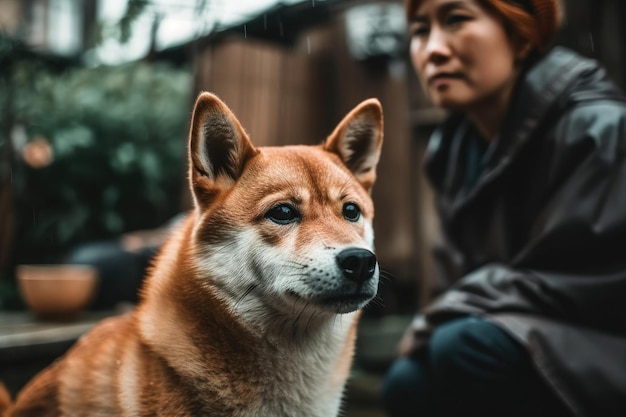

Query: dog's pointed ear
[324,98,383,192]
[188,92,259,208]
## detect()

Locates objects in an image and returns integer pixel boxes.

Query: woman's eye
[343,202,361,222]
[445,14,470,26]
[410,23,429,37]
[265,204,301,225]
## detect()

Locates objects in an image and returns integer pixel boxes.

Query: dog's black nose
[336,248,377,283]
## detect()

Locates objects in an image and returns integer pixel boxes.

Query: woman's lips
[428,73,463,87]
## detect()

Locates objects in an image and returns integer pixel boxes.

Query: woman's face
[409,0,523,111]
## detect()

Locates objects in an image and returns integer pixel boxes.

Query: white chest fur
[236,312,358,417]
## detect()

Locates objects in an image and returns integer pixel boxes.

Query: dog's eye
[265,204,301,225]
[343,202,361,222]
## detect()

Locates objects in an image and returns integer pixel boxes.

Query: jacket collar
[487,47,595,169]
[426,47,601,207]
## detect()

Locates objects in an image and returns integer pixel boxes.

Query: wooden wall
[194,38,330,147]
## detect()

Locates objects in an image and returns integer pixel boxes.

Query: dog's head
[187,92,383,318]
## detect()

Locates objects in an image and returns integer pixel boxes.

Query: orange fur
[0,383,11,417]
[9,93,384,416]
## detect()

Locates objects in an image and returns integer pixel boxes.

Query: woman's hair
[405,0,562,54]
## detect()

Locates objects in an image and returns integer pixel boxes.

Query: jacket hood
[514,46,624,129]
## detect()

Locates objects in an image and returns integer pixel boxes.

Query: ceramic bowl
[17,264,99,321]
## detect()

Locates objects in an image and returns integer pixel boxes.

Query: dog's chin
[318,293,376,314]
[286,290,375,314]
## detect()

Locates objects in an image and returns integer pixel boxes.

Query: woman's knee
[429,316,528,383]
[381,356,434,415]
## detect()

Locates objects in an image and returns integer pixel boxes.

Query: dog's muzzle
[311,247,378,313]
[286,247,379,314]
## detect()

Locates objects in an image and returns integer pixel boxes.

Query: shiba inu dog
[1,92,383,417]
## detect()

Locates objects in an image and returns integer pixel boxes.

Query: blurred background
[0,0,624,414]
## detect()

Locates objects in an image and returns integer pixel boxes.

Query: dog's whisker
[293,300,310,330]
[234,283,259,309]
[285,260,308,269]
[286,270,309,278]
[369,294,386,308]
[304,309,321,336]
[312,230,333,250]
[379,270,395,283]
[287,300,316,342]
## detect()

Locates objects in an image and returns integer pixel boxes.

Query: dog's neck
[136,220,358,415]
[138,282,357,416]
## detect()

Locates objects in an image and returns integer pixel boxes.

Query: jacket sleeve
[413,102,626,345]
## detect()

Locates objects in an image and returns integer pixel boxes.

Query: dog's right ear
[188,92,259,209]
[324,98,383,193]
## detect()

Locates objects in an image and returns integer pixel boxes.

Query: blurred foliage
[118,0,150,43]
[1,52,192,268]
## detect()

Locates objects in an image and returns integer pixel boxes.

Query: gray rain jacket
[413,46,626,417]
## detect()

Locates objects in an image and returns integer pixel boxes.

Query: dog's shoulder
[11,313,138,416]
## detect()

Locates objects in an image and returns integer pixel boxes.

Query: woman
[382,1,626,416]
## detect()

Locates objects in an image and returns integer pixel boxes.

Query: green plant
[5,60,192,266]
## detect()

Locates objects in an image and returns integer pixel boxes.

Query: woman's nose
[423,27,451,64]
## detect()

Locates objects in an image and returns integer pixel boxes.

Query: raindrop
[307,36,311,54]
[589,32,595,53]
[244,24,247,39]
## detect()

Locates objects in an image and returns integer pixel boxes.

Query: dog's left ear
[188,92,259,209]
[324,98,383,192]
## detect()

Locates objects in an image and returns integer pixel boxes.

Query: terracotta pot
[17,264,99,321]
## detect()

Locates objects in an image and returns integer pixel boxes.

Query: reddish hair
[405,0,562,54]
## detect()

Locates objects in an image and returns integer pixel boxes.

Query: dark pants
[381,316,571,417]
[64,239,157,309]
